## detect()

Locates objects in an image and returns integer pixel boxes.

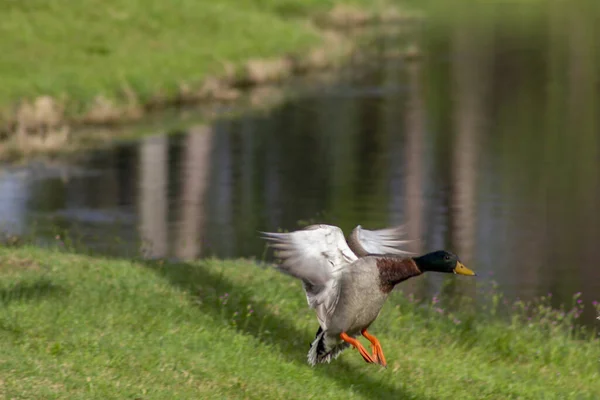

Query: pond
[1,4,599,323]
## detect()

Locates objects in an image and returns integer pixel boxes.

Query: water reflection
[139,135,168,259]
[175,126,214,260]
[0,170,29,235]
[1,5,600,322]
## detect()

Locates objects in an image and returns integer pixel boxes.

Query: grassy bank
[0,246,598,399]
[1,0,331,107]
[1,1,409,126]
[0,0,419,158]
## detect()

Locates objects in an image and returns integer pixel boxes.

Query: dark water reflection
[2,6,600,322]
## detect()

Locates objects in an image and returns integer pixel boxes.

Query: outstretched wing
[260,224,357,285]
[260,224,358,326]
[347,224,414,257]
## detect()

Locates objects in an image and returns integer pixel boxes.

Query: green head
[413,250,476,276]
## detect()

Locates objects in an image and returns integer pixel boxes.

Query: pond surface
[1,5,599,322]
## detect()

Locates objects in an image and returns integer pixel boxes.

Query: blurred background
[1,1,599,323]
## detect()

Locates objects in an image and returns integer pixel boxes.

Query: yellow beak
[454,261,476,276]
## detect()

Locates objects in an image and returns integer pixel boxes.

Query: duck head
[413,250,476,276]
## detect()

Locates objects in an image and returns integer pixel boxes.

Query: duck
[260,224,476,367]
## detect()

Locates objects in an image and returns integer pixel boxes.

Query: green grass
[0,0,388,114]
[0,0,577,117]
[0,246,598,399]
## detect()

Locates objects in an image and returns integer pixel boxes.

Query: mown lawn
[0,246,598,399]
[0,0,390,113]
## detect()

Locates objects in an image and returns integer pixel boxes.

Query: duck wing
[347,224,414,257]
[260,224,358,326]
[260,224,357,285]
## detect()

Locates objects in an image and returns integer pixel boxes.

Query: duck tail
[307,327,350,366]
[307,327,327,366]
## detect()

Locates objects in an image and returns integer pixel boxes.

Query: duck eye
[444,255,450,261]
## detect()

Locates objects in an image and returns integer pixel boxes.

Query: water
[1,5,599,322]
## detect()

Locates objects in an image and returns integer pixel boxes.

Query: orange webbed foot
[361,329,387,367]
[339,332,376,364]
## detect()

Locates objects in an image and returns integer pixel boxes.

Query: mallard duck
[261,224,476,367]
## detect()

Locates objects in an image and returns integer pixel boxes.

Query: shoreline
[1,5,422,161]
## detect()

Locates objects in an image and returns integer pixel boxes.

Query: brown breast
[376,257,422,293]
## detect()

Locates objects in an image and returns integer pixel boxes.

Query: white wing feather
[260,224,357,285]
[349,224,414,256]
[260,224,358,326]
